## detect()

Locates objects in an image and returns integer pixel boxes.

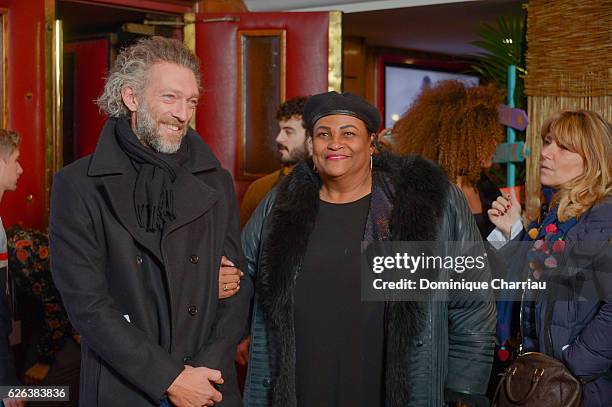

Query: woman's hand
[488,192,522,239]
[374,128,393,154]
[24,362,51,385]
[235,336,250,366]
[218,256,243,299]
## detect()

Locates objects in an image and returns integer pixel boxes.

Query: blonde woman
[488,109,612,407]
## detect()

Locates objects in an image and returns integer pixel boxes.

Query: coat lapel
[163,167,219,238]
[90,120,222,264]
[164,128,222,237]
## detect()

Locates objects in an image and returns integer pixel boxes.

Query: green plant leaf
[470,12,527,186]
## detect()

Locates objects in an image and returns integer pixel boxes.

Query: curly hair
[525,109,612,223]
[392,80,504,184]
[0,129,21,159]
[275,96,308,122]
[96,36,200,118]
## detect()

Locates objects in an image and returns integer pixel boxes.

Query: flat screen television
[384,65,480,128]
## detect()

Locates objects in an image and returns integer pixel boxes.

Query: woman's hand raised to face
[487,192,522,239]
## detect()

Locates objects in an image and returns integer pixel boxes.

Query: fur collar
[258,152,449,406]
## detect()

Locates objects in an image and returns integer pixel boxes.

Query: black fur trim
[257,160,319,407]
[383,153,448,405]
[391,153,448,242]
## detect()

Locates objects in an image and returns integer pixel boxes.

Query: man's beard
[134,103,186,154]
[279,138,311,165]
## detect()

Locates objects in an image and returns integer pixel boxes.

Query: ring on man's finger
[223,283,229,292]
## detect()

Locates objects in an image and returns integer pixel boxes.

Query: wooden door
[193,11,342,198]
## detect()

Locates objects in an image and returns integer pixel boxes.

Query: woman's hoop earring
[370,155,373,171]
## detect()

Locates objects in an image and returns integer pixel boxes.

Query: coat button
[183,355,192,363]
[189,255,199,264]
[188,305,198,316]
[262,377,272,388]
[136,255,143,265]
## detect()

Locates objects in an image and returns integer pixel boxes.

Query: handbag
[491,351,581,407]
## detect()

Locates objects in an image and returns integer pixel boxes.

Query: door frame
[48,4,343,210]
[0,7,7,128]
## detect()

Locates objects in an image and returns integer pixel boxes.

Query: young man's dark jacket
[242,153,496,406]
[0,260,17,386]
[50,118,253,406]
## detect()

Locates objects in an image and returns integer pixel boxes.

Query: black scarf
[115,117,189,233]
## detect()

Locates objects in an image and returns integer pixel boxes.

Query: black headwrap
[303,91,382,133]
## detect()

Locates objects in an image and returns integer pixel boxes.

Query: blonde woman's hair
[525,109,612,223]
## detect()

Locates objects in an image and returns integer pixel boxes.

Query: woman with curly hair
[393,80,505,238]
[392,80,509,400]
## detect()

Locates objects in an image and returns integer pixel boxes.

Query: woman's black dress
[294,194,384,407]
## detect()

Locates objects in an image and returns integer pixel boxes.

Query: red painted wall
[1,0,47,230]
[65,38,109,160]
[0,0,188,230]
[0,3,331,229]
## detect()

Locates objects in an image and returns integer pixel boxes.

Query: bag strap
[491,372,507,407]
[504,367,545,405]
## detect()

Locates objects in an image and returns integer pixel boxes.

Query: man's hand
[218,256,242,299]
[235,336,250,366]
[167,365,223,407]
[24,362,51,385]
[2,397,27,407]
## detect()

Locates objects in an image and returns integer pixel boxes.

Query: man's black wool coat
[50,119,252,406]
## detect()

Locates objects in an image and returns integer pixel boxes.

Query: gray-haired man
[50,37,252,407]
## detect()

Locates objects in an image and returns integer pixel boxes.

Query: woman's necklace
[319,168,372,203]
